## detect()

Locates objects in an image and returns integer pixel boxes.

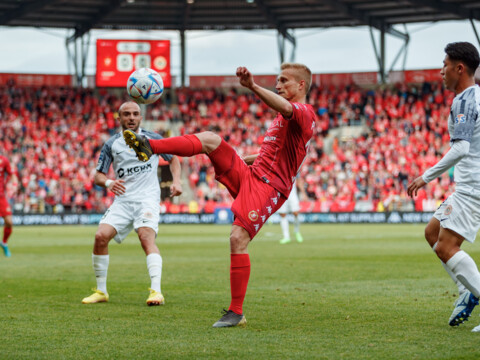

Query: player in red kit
[0,155,14,257]
[124,63,316,327]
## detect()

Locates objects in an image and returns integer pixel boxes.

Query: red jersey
[0,156,13,197]
[251,102,316,197]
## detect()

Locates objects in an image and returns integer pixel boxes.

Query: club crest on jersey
[248,210,259,222]
[144,212,153,219]
[444,205,452,215]
[455,114,466,124]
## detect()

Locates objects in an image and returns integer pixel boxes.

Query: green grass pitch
[1,223,480,359]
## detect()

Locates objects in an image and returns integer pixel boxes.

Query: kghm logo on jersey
[455,114,466,124]
[117,163,153,178]
[248,210,259,222]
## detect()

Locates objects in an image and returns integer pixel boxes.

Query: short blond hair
[280,63,312,94]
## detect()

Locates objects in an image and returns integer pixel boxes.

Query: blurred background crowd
[0,80,454,214]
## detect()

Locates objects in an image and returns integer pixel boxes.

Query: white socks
[280,216,290,239]
[433,242,467,295]
[92,254,109,294]
[92,253,163,294]
[146,253,163,293]
[293,215,300,234]
[446,250,480,298]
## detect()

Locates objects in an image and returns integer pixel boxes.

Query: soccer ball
[126,68,164,105]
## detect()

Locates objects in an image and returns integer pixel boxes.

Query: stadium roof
[2,0,480,85]
[1,0,480,40]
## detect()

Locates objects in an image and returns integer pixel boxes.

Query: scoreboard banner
[96,39,171,88]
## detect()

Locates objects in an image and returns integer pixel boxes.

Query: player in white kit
[407,42,480,329]
[277,182,303,244]
[82,101,182,306]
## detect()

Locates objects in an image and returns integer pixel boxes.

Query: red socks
[3,227,12,244]
[148,134,203,157]
[228,254,251,315]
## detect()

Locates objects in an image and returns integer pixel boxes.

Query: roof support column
[180,29,186,88]
[471,19,480,48]
[66,30,90,87]
[277,30,296,64]
[370,26,386,84]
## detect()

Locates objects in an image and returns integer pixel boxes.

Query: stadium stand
[0,77,457,214]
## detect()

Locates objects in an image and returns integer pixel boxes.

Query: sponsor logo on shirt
[117,163,153,178]
[455,114,466,124]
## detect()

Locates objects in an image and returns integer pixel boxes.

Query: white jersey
[448,85,480,188]
[96,128,172,203]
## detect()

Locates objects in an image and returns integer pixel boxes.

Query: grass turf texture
[1,224,480,359]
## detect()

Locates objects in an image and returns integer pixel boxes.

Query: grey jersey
[96,128,172,202]
[449,85,480,186]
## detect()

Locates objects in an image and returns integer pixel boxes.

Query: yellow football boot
[82,289,109,304]
[146,288,165,306]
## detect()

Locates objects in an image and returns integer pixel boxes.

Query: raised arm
[236,66,293,118]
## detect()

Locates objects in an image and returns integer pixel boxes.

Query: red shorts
[208,140,287,239]
[0,197,12,217]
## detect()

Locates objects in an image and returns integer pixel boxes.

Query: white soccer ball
[126,68,164,105]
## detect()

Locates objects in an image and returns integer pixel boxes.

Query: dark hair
[445,42,480,75]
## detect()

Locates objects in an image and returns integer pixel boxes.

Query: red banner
[189,75,276,88]
[0,73,72,86]
[389,69,442,83]
[189,72,377,88]
[96,39,171,88]
[316,72,378,87]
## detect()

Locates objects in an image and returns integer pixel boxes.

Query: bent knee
[229,229,250,253]
[95,231,111,246]
[197,131,221,153]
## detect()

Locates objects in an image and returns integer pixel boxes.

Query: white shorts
[277,185,300,214]
[99,200,159,244]
[433,190,480,243]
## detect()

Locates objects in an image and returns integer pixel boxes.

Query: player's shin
[92,254,109,294]
[433,242,467,295]
[446,250,480,298]
[146,253,162,293]
[3,227,12,243]
[228,254,251,315]
[149,134,203,157]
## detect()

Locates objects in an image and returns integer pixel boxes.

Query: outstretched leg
[124,130,221,160]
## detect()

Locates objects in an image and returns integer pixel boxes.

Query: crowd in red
[0,80,455,214]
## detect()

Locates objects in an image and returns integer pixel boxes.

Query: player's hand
[108,179,126,196]
[407,176,427,198]
[170,181,183,197]
[236,67,254,89]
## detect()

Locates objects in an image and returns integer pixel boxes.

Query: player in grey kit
[82,101,182,306]
[407,42,480,330]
